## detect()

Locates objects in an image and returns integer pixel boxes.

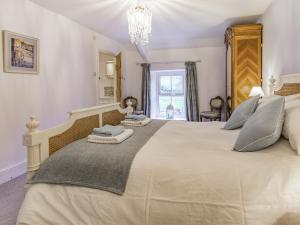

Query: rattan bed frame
[23,103,133,179]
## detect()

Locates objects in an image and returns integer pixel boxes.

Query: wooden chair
[123,96,138,110]
[226,96,232,119]
[200,96,224,121]
[123,96,144,115]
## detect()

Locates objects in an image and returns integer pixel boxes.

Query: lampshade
[249,86,265,97]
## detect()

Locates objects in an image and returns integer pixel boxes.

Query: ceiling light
[127,0,152,46]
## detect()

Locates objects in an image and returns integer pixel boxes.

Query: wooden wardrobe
[225,24,263,113]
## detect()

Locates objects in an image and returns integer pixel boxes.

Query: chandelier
[127,0,152,46]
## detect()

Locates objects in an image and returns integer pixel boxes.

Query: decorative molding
[26,116,40,133]
[224,27,232,47]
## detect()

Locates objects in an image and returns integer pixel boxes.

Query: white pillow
[258,95,281,109]
[282,99,300,138]
[282,99,300,154]
[260,94,300,105]
[284,93,300,102]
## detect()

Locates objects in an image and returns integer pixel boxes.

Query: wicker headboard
[274,83,300,96]
[48,109,126,155]
[49,115,100,155]
[272,73,300,96]
[102,110,125,126]
[23,103,132,179]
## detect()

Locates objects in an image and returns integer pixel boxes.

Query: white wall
[0,0,122,183]
[123,47,226,112]
[261,0,300,91]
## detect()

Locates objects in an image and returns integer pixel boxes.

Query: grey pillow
[234,97,285,152]
[224,96,260,130]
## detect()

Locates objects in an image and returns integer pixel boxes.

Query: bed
[17,74,300,225]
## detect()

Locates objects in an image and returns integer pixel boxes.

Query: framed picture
[2,30,39,74]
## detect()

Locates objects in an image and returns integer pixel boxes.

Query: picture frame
[2,30,39,74]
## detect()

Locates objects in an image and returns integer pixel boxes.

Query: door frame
[95,49,118,105]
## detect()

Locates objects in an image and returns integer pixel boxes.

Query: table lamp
[249,86,265,97]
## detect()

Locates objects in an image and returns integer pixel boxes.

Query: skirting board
[0,161,26,185]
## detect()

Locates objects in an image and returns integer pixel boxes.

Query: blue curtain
[141,63,151,117]
[185,62,200,121]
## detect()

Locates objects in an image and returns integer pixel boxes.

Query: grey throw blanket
[29,120,167,195]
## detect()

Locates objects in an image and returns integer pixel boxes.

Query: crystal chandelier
[127,0,152,46]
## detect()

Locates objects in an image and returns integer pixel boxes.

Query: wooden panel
[275,83,300,96]
[116,52,122,104]
[102,110,125,126]
[230,24,262,110]
[49,115,99,155]
[231,24,263,36]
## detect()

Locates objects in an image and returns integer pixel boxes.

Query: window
[151,70,186,120]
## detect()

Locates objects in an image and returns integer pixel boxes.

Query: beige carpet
[0,174,26,225]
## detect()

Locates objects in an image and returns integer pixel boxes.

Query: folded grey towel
[125,114,146,121]
[93,125,125,137]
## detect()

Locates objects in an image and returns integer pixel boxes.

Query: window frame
[158,74,185,96]
[154,69,186,119]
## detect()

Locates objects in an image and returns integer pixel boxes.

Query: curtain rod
[136,60,201,66]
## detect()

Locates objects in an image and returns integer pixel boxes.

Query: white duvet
[17,121,300,225]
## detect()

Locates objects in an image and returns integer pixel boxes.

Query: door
[97,52,116,105]
[232,36,262,110]
[116,53,122,104]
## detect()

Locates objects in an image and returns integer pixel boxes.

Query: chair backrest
[123,96,138,110]
[226,96,232,111]
[210,96,224,112]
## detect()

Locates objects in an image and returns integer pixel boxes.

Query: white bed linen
[17,121,300,225]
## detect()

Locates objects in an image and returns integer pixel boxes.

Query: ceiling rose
[127,0,152,46]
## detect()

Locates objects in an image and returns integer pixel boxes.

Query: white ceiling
[30,0,272,49]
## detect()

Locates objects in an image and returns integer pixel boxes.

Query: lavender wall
[262,0,300,90]
[0,0,122,183]
[123,47,226,112]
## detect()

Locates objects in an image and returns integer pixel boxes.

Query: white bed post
[23,116,41,180]
[268,76,277,95]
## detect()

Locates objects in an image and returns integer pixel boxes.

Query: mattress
[17,121,300,225]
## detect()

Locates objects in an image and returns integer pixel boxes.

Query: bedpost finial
[26,116,40,133]
[269,75,276,85]
[268,75,277,96]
